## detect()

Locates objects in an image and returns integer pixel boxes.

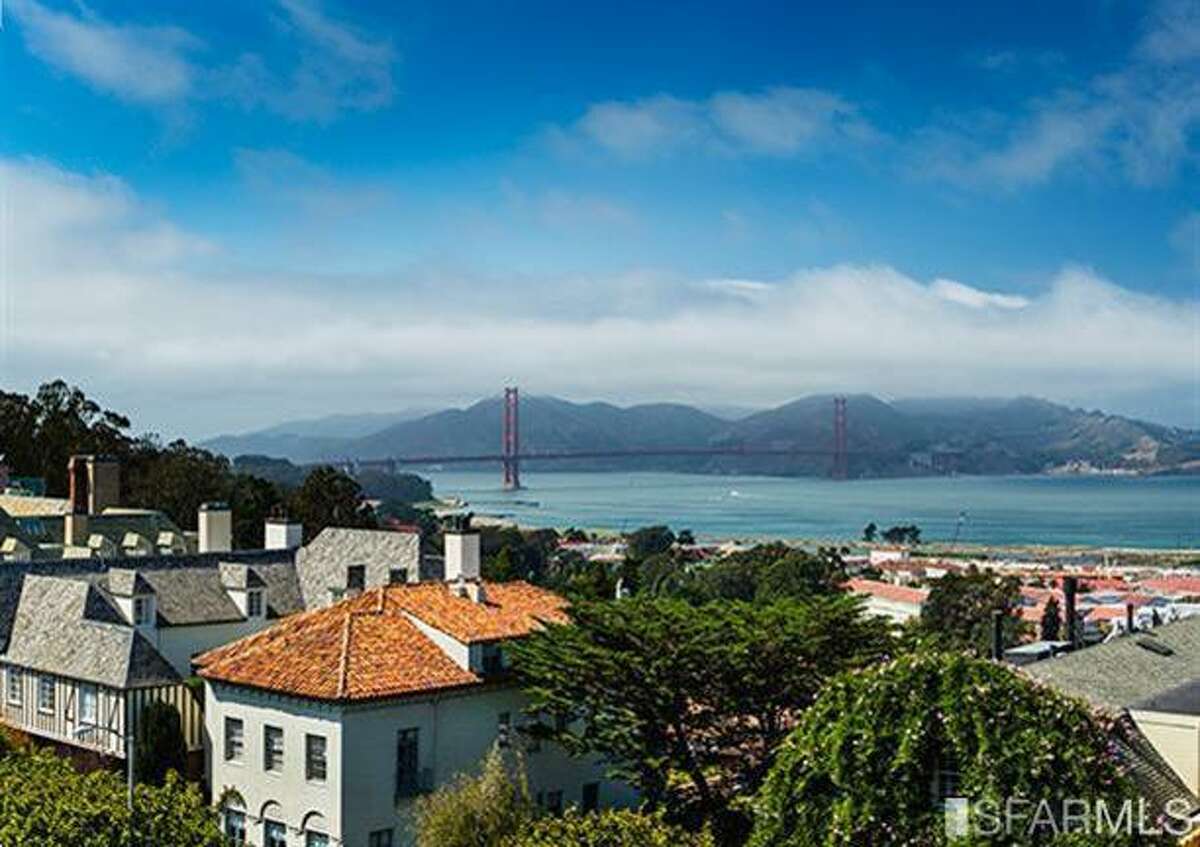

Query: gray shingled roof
[2,575,178,689]
[0,548,299,655]
[1131,678,1200,717]
[1023,616,1200,711]
[107,568,154,597]
[295,528,421,609]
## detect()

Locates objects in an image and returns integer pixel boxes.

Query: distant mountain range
[202,395,1200,478]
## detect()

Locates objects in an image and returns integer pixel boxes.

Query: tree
[288,466,377,543]
[749,652,1164,847]
[917,567,1025,656]
[124,440,232,531]
[880,524,921,545]
[503,809,713,847]
[511,597,893,825]
[135,701,188,787]
[0,747,222,846]
[228,473,285,549]
[1040,596,1062,641]
[668,545,846,605]
[543,551,618,602]
[676,529,697,546]
[862,522,877,542]
[414,746,535,847]
[625,526,676,561]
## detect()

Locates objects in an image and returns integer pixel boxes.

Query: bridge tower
[832,396,848,480]
[502,386,521,490]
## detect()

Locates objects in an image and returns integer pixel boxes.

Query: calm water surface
[421,470,1200,549]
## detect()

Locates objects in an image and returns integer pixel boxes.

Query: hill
[203,394,1200,478]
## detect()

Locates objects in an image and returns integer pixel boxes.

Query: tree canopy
[750,652,1159,847]
[502,809,713,847]
[414,746,534,847]
[511,596,893,827]
[917,567,1025,656]
[0,747,222,846]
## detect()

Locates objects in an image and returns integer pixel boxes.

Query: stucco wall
[1130,709,1200,797]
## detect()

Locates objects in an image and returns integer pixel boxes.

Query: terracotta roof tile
[196,580,567,701]
[844,578,929,606]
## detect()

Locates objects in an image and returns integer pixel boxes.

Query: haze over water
[424,471,1200,550]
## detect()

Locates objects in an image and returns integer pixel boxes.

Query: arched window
[301,811,329,847]
[260,801,286,847]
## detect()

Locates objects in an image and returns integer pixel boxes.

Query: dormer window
[247,590,263,618]
[133,596,153,626]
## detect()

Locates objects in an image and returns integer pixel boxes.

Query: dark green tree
[288,466,377,543]
[750,652,1165,847]
[228,473,286,549]
[414,746,534,847]
[135,700,188,787]
[1040,595,1063,641]
[123,440,232,531]
[511,597,893,824]
[862,522,878,542]
[625,526,676,561]
[917,567,1025,656]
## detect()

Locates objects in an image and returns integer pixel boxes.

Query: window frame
[368,829,394,847]
[223,809,247,845]
[133,596,152,626]
[263,819,287,847]
[246,590,263,618]
[263,724,284,773]
[224,716,245,763]
[305,733,327,783]
[37,675,55,714]
[395,727,420,799]
[6,668,22,706]
[78,683,98,726]
[305,832,329,847]
[346,564,366,592]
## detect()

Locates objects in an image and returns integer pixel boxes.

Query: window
[247,590,263,618]
[264,725,284,772]
[497,712,511,748]
[79,683,98,725]
[482,644,504,674]
[395,727,420,799]
[223,809,247,844]
[537,790,564,815]
[388,568,408,585]
[346,565,366,591]
[304,833,328,847]
[582,782,600,812]
[264,820,287,847]
[37,676,55,714]
[368,830,393,847]
[224,717,244,762]
[7,668,22,706]
[305,734,327,782]
[133,597,152,626]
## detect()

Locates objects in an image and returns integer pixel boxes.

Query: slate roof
[0,495,71,518]
[197,581,569,701]
[295,527,422,609]
[1131,678,1200,716]
[107,568,154,597]
[2,575,178,689]
[1024,616,1200,711]
[0,548,298,654]
[219,562,266,590]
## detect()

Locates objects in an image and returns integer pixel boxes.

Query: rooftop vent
[1135,637,1174,657]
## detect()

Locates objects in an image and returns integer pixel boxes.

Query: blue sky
[1,0,1197,436]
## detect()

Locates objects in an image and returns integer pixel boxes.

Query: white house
[844,577,929,624]
[197,531,637,847]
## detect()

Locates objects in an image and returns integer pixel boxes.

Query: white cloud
[2,158,1196,435]
[8,0,199,104]
[931,279,1030,310]
[550,86,877,159]
[9,0,396,123]
[913,0,1200,188]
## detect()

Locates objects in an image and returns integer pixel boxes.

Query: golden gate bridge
[330,387,857,490]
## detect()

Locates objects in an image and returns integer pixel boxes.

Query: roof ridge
[336,612,353,699]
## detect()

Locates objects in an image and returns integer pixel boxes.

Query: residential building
[844,578,928,623]
[198,531,637,847]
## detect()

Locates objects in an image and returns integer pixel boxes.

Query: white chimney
[264,517,303,550]
[198,502,233,553]
[444,531,481,582]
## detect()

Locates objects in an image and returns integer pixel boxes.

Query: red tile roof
[196,581,569,701]
[844,578,929,606]
[1140,577,1200,597]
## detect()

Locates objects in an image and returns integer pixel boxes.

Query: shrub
[503,808,713,847]
[414,746,535,847]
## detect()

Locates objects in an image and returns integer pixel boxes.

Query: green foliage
[483,527,561,584]
[625,526,676,561]
[287,465,377,543]
[918,567,1026,656]
[880,524,922,545]
[750,652,1160,847]
[503,809,714,847]
[414,746,535,847]
[135,701,188,787]
[664,545,846,604]
[511,596,893,823]
[542,551,618,602]
[862,522,878,542]
[0,748,221,846]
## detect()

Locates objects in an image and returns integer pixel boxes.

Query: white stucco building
[197,532,636,847]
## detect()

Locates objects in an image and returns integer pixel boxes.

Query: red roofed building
[199,531,635,847]
[844,578,929,624]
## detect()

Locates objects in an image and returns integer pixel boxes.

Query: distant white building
[844,578,929,624]
[198,531,636,847]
